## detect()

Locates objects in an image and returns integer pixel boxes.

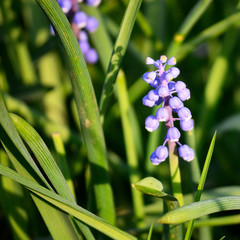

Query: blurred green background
[1,0,240,239]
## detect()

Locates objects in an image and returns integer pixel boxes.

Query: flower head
[142,55,195,164]
[53,0,101,64]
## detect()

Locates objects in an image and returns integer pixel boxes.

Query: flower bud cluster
[143,55,194,165]
[51,0,101,64]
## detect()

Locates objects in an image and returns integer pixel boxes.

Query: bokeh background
[1,0,240,239]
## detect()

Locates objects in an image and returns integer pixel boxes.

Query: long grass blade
[184,131,217,240]
[34,0,115,223]
[158,196,240,224]
[0,164,137,240]
[99,0,143,122]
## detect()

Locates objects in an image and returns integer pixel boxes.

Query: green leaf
[158,196,240,224]
[0,94,81,239]
[34,0,115,224]
[10,113,74,202]
[99,0,143,121]
[0,164,137,240]
[184,131,217,240]
[133,177,165,198]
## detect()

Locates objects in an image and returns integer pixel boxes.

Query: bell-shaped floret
[168,81,175,91]
[85,49,98,64]
[156,146,168,162]
[175,81,186,92]
[156,107,169,121]
[142,96,155,107]
[169,67,180,78]
[146,57,155,65]
[178,145,194,161]
[145,115,159,132]
[167,127,181,142]
[73,11,88,28]
[178,107,192,120]
[177,88,190,101]
[158,86,169,98]
[86,0,101,7]
[59,0,72,13]
[169,96,184,109]
[148,90,159,101]
[180,119,194,131]
[86,17,99,33]
[167,57,176,65]
[79,40,90,54]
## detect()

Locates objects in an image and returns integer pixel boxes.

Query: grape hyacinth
[143,55,195,165]
[51,0,101,64]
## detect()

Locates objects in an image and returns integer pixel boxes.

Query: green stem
[99,0,143,122]
[116,70,144,227]
[165,101,184,207]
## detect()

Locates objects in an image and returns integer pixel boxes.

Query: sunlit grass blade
[52,132,76,199]
[10,113,74,201]
[0,94,49,187]
[34,0,115,223]
[158,196,240,224]
[177,11,240,60]
[0,164,137,240]
[167,0,212,57]
[4,93,82,145]
[184,131,217,240]
[116,70,144,226]
[0,95,81,239]
[99,0,143,122]
[195,214,240,227]
[11,114,95,239]
[0,151,30,240]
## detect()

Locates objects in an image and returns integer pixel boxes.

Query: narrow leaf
[158,196,240,224]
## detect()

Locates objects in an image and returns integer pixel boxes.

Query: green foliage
[1,0,240,239]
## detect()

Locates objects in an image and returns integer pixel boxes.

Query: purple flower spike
[85,48,98,64]
[156,146,168,162]
[142,96,155,107]
[73,12,88,28]
[169,96,184,109]
[86,0,101,7]
[180,119,194,131]
[177,88,190,101]
[158,86,169,98]
[175,81,186,92]
[156,108,169,121]
[178,107,192,120]
[178,145,194,161]
[142,55,194,164]
[86,17,99,33]
[145,115,159,132]
[167,127,181,142]
[148,90,159,101]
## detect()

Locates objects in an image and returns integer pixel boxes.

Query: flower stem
[165,99,184,207]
